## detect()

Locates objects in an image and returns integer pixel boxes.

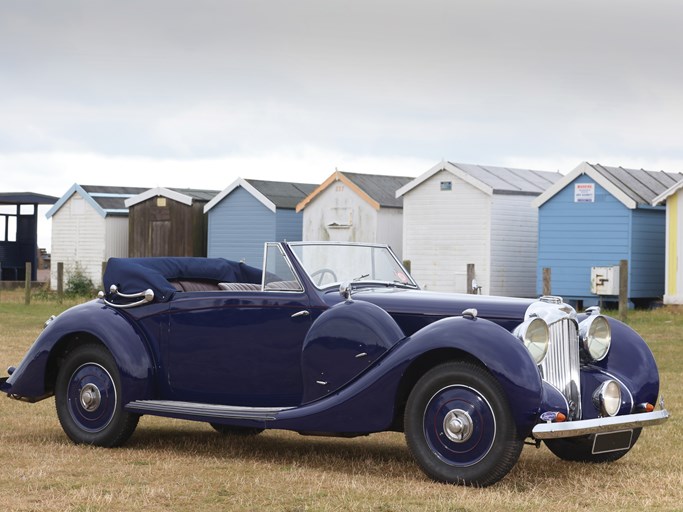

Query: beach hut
[533,162,683,307]
[204,178,316,265]
[396,161,561,296]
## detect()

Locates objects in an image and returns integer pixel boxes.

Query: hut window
[157,197,167,207]
[5,215,16,242]
[440,181,452,191]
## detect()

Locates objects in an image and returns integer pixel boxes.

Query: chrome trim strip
[126,400,293,421]
[532,409,669,439]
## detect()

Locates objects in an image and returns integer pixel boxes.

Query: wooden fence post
[25,262,32,305]
[101,261,108,289]
[57,262,64,301]
[467,264,476,294]
[619,259,628,321]
[542,268,552,296]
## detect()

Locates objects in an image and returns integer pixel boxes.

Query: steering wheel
[310,268,338,286]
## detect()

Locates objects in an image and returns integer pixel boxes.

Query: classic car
[0,242,669,486]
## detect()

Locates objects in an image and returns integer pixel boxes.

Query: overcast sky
[2,1,683,248]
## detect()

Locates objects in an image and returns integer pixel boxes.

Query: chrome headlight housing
[514,317,550,365]
[593,380,621,416]
[579,315,611,361]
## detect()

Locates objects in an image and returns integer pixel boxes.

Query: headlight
[593,380,621,416]
[579,315,611,361]
[514,317,550,364]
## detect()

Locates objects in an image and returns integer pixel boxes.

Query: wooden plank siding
[128,198,207,258]
[206,186,274,266]
[630,209,666,297]
[537,175,632,300]
[402,170,491,293]
[50,193,107,289]
[275,208,304,245]
[490,194,539,297]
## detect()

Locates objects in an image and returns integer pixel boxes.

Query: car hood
[322,286,535,332]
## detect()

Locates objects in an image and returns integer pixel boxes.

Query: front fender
[273,315,543,434]
[2,300,158,405]
[597,317,661,407]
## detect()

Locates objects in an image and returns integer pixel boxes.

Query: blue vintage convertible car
[0,242,669,486]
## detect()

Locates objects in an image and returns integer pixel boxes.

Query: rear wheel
[404,361,523,487]
[55,344,139,447]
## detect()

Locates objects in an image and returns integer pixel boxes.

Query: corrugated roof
[449,162,562,195]
[245,180,317,209]
[341,172,414,208]
[590,164,683,206]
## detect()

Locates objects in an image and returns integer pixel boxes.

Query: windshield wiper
[353,273,370,281]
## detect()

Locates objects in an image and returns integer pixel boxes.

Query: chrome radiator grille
[540,318,581,419]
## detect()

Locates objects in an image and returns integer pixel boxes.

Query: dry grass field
[0,290,680,511]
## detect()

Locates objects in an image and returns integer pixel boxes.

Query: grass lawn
[0,290,680,511]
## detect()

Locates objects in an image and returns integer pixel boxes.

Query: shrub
[65,264,95,297]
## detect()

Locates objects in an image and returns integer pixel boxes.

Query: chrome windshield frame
[287,241,419,291]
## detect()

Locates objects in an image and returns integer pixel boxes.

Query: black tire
[210,423,264,436]
[404,361,523,487]
[55,343,139,447]
[545,428,641,463]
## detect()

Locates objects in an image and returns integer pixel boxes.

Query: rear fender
[2,300,157,405]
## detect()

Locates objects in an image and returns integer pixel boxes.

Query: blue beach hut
[204,178,317,266]
[532,162,683,307]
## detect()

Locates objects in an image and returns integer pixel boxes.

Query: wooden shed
[652,179,683,304]
[0,192,58,282]
[396,161,561,296]
[533,162,683,307]
[204,178,316,265]
[125,187,218,258]
[46,184,149,289]
[296,170,413,259]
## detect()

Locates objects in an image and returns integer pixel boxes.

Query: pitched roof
[0,192,59,205]
[653,178,683,206]
[532,162,683,209]
[124,187,219,208]
[296,170,414,212]
[396,161,562,198]
[245,180,317,209]
[46,184,150,219]
[204,178,317,213]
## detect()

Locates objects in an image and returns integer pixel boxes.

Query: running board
[126,400,293,421]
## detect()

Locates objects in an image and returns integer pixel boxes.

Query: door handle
[291,310,310,318]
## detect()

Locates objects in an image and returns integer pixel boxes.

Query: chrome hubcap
[443,409,473,443]
[79,383,102,412]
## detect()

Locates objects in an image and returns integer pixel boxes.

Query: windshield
[290,243,417,289]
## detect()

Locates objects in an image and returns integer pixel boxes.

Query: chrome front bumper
[532,409,669,440]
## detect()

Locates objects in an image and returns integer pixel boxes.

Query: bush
[65,264,95,297]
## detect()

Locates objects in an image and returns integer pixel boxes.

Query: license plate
[592,429,633,454]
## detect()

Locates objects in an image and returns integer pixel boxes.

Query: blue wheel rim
[423,385,496,467]
[66,363,117,433]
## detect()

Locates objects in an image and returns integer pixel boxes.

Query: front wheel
[545,428,641,463]
[55,343,139,447]
[404,361,523,487]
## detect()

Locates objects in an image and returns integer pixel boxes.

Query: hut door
[151,220,171,256]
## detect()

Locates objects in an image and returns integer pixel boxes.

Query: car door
[163,245,314,407]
